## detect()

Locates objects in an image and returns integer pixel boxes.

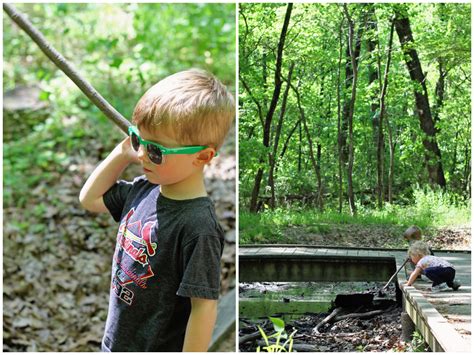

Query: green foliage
[406,331,429,352]
[256,317,297,352]
[3,3,235,211]
[240,186,470,245]
[239,2,471,212]
[392,331,429,352]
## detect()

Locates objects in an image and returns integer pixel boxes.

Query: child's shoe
[431,283,449,293]
[451,280,461,291]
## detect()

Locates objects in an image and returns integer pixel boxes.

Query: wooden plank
[209,288,236,351]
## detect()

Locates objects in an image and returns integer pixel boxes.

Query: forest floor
[3,124,235,351]
[264,224,470,250]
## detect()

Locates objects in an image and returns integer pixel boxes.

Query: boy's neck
[160,170,208,200]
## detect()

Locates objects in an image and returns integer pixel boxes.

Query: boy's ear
[193,148,216,166]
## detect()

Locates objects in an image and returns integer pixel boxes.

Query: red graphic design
[113,208,158,291]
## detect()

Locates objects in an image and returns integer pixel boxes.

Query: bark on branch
[3,3,130,133]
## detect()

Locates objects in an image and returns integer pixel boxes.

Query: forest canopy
[239,2,470,217]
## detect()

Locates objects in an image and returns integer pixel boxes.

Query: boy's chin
[144,174,161,185]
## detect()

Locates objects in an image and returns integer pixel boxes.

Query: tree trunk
[341,11,364,166]
[343,4,360,216]
[462,145,470,198]
[279,119,301,162]
[434,58,446,124]
[268,63,294,209]
[316,143,323,210]
[293,82,324,211]
[298,122,302,172]
[366,5,382,207]
[378,20,395,206]
[249,3,293,212]
[337,18,344,213]
[394,9,446,188]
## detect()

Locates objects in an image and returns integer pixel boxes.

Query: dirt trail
[283,224,470,250]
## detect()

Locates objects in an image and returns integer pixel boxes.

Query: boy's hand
[117,136,141,165]
[80,135,139,213]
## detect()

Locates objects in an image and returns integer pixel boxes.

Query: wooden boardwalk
[240,245,471,352]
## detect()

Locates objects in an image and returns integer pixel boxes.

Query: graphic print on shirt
[112,208,158,305]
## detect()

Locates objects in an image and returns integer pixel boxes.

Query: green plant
[256,317,297,352]
[355,344,368,352]
[407,331,429,352]
[392,330,430,352]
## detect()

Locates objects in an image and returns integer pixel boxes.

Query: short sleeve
[103,180,134,222]
[177,235,224,300]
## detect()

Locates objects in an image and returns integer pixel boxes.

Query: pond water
[240,281,391,322]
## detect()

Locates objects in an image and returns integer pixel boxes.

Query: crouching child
[406,241,461,293]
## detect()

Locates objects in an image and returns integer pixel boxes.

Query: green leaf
[269,317,285,333]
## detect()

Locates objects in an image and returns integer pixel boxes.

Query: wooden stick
[3,3,130,134]
[381,257,410,291]
[312,307,343,334]
[333,309,385,322]
[312,331,360,338]
[239,331,261,345]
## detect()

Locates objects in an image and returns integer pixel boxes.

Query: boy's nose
[137,145,148,161]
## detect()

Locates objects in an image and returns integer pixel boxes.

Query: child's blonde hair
[132,69,235,150]
[408,241,430,259]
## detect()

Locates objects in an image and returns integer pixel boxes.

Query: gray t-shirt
[101,176,224,352]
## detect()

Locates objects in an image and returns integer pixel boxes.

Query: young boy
[403,225,422,243]
[405,241,461,293]
[79,69,234,352]
[403,225,434,278]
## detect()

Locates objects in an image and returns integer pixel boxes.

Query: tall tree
[249,3,293,212]
[268,62,294,209]
[394,7,446,188]
[292,81,324,211]
[343,4,361,216]
[378,20,395,204]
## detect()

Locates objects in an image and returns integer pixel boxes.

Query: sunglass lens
[130,132,140,152]
[147,144,163,164]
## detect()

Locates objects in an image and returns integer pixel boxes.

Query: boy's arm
[182,297,217,352]
[79,137,138,213]
[406,267,422,286]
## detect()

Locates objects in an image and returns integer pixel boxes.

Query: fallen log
[312,331,361,338]
[239,331,261,345]
[333,309,385,322]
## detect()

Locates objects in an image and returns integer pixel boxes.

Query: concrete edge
[239,253,395,262]
[398,275,470,352]
[240,244,471,254]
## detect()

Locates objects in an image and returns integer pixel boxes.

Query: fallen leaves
[4,143,235,351]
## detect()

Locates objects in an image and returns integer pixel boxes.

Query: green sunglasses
[128,125,209,165]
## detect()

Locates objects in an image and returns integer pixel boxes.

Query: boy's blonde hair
[132,69,235,150]
[408,241,430,259]
[403,225,422,242]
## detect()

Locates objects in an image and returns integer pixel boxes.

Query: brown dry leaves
[3,151,235,351]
